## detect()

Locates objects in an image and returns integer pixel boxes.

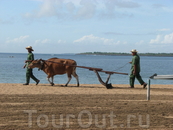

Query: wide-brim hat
[26,46,34,51]
[130,49,138,53]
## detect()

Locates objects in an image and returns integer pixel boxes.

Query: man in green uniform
[129,49,147,88]
[23,46,40,85]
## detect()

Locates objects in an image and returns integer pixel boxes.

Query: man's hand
[23,64,26,69]
[133,71,136,75]
[133,65,136,75]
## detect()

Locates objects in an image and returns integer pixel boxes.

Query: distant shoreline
[77,52,173,57]
[1,52,173,57]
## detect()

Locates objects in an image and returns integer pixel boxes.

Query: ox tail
[72,60,77,76]
[72,61,79,87]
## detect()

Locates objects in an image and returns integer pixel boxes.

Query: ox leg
[47,77,54,86]
[65,75,72,87]
[47,77,51,84]
[72,72,79,87]
[51,77,54,86]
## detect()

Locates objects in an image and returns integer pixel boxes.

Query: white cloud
[73,34,126,45]
[157,28,170,32]
[105,0,140,9]
[136,40,144,45]
[37,0,60,17]
[162,33,173,44]
[150,33,173,44]
[35,39,51,44]
[57,40,66,44]
[23,0,140,20]
[24,0,61,19]
[25,0,97,20]
[150,35,161,44]
[74,0,96,19]
[66,2,75,13]
[6,35,29,43]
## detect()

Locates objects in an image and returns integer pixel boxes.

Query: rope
[106,62,129,84]
[112,62,129,71]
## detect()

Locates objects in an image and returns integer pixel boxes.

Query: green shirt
[131,54,140,73]
[26,52,34,67]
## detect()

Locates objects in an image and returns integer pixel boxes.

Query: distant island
[77,52,173,57]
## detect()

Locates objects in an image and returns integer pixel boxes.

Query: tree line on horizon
[77,52,173,57]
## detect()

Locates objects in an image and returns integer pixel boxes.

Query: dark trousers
[129,72,145,87]
[26,68,38,84]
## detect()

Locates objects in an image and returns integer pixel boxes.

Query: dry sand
[0,83,172,129]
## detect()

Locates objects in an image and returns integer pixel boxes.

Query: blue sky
[0,0,173,54]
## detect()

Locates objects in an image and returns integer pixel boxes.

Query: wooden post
[147,79,150,100]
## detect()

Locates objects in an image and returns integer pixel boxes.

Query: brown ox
[28,58,79,86]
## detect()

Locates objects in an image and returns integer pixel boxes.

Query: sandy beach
[0,83,172,129]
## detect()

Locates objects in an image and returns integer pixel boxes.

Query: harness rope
[107,62,129,83]
[112,62,129,72]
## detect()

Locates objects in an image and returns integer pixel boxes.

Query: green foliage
[77,52,173,57]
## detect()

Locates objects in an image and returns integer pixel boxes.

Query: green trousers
[26,68,38,84]
[129,72,145,87]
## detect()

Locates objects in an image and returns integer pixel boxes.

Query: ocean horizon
[0,53,172,85]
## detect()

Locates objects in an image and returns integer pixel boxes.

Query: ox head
[28,59,43,69]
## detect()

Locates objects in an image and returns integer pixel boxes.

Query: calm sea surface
[0,53,173,85]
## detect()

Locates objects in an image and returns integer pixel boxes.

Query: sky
[0,0,173,54]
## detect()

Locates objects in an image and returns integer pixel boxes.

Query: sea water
[0,53,172,85]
